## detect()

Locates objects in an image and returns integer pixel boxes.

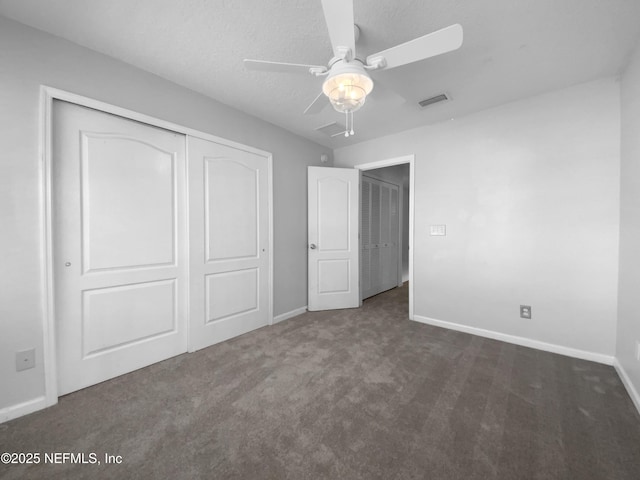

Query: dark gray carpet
[1,284,639,479]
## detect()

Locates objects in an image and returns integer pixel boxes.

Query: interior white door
[308,166,360,311]
[53,101,188,395]
[188,137,270,351]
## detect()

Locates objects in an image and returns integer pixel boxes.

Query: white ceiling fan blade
[244,59,325,74]
[366,24,463,70]
[320,0,355,58]
[304,92,328,115]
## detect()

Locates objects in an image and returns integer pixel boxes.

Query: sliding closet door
[53,101,188,395]
[188,137,270,351]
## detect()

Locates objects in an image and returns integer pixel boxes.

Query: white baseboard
[0,395,49,424]
[412,315,615,365]
[273,306,307,325]
[613,358,640,416]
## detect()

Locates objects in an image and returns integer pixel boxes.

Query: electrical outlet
[430,225,446,236]
[16,349,35,372]
[520,305,532,319]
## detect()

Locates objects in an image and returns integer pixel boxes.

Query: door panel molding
[81,278,178,358]
[80,132,178,273]
[204,156,260,262]
[205,268,259,324]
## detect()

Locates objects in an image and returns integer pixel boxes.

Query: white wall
[335,78,621,361]
[617,40,640,408]
[0,16,329,416]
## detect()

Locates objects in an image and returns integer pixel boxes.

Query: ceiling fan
[244,0,463,137]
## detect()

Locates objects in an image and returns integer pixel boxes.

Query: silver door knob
[310,244,317,250]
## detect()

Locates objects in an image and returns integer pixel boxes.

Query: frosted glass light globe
[322,65,373,113]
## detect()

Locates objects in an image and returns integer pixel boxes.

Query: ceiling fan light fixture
[245,0,464,141]
[322,63,373,113]
[326,82,366,112]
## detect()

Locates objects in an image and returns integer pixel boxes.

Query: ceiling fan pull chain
[345,111,350,137]
[343,111,356,137]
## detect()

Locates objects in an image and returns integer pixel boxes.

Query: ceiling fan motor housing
[322,60,373,113]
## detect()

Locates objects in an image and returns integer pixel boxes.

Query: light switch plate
[16,349,35,372]
[636,341,640,362]
[430,225,446,236]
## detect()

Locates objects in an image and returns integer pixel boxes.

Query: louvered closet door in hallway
[361,175,400,299]
[53,101,188,395]
[188,136,270,351]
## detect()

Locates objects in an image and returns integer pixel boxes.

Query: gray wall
[335,78,621,360]
[618,40,640,406]
[0,16,329,414]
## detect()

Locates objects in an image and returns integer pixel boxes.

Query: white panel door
[53,101,188,395]
[308,166,360,311]
[188,137,270,351]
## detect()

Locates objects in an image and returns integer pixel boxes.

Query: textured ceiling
[1,0,639,148]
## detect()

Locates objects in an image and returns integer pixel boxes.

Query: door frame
[39,86,273,409]
[354,155,414,320]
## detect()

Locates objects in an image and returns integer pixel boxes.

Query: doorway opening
[355,155,414,320]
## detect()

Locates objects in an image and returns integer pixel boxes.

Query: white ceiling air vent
[418,93,449,108]
[315,122,347,137]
